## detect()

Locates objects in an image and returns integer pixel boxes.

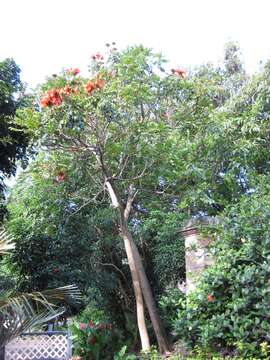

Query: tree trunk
[105,180,171,354]
[121,223,171,354]
[122,231,150,351]
[105,181,150,351]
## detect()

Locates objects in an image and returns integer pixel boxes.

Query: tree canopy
[6,42,270,357]
[0,58,29,220]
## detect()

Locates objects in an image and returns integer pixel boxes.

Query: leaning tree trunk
[105,181,150,351]
[120,217,171,354]
[121,228,150,350]
[105,180,171,354]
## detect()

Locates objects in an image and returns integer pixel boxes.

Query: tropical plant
[0,228,81,348]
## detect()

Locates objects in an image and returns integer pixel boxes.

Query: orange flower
[61,85,72,96]
[56,171,65,182]
[67,68,80,76]
[94,77,105,89]
[84,81,95,94]
[40,94,50,108]
[91,52,104,61]
[207,294,214,302]
[84,75,105,95]
[73,68,80,75]
[40,89,62,107]
[48,89,62,106]
[171,68,187,78]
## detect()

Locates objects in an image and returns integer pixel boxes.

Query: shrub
[159,288,186,330]
[71,305,122,360]
[174,188,270,358]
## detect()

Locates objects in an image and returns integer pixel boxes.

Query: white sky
[1,0,270,88]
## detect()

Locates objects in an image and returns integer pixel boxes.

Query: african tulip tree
[20,45,189,353]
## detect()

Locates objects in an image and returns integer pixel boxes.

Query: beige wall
[181,217,215,295]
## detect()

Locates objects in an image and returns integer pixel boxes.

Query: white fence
[4,331,72,360]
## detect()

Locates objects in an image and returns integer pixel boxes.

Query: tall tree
[21,45,186,353]
[0,58,29,220]
[20,42,251,352]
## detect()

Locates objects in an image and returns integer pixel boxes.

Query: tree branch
[124,185,138,221]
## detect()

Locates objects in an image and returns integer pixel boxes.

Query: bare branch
[96,261,128,283]
[114,161,153,182]
[114,154,130,179]
[68,189,105,218]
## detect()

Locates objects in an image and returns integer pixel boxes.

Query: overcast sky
[1,0,270,87]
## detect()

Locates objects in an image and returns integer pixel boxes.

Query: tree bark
[105,181,150,351]
[121,220,171,354]
[105,180,171,354]
[122,231,150,351]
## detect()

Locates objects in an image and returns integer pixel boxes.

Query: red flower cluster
[40,89,63,108]
[171,68,187,78]
[91,52,104,61]
[52,267,60,273]
[97,323,112,330]
[40,72,104,107]
[56,171,65,182]
[41,84,80,108]
[84,77,105,94]
[88,336,97,345]
[79,321,112,331]
[61,85,72,96]
[66,68,80,76]
[79,323,86,330]
[60,85,79,96]
[207,294,214,302]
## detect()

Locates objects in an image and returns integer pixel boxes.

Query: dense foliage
[7,150,187,342]
[174,187,270,358]
[5,42,270,358]
[0,58,30,220]
[171,53,270,357]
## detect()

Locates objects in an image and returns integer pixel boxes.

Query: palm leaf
[0,285,82,347]
[0,229,14,255]
[0,305,65,348]
[0,230,82,347]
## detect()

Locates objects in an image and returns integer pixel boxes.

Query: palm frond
[0,285,82,312]
[0,306,65,348]
[0,285,82,347]
[0,230,82,347]
[0,229,14,255]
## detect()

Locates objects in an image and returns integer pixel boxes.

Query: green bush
[113,345,137,360]
[139,210,186,292]
[159,288,186,329]
[71,305,124,360]
[174,188,270,358]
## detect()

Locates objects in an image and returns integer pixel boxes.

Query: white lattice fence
[5,332,71,360]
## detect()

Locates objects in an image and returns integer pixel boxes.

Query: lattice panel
[5,333,71,360]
